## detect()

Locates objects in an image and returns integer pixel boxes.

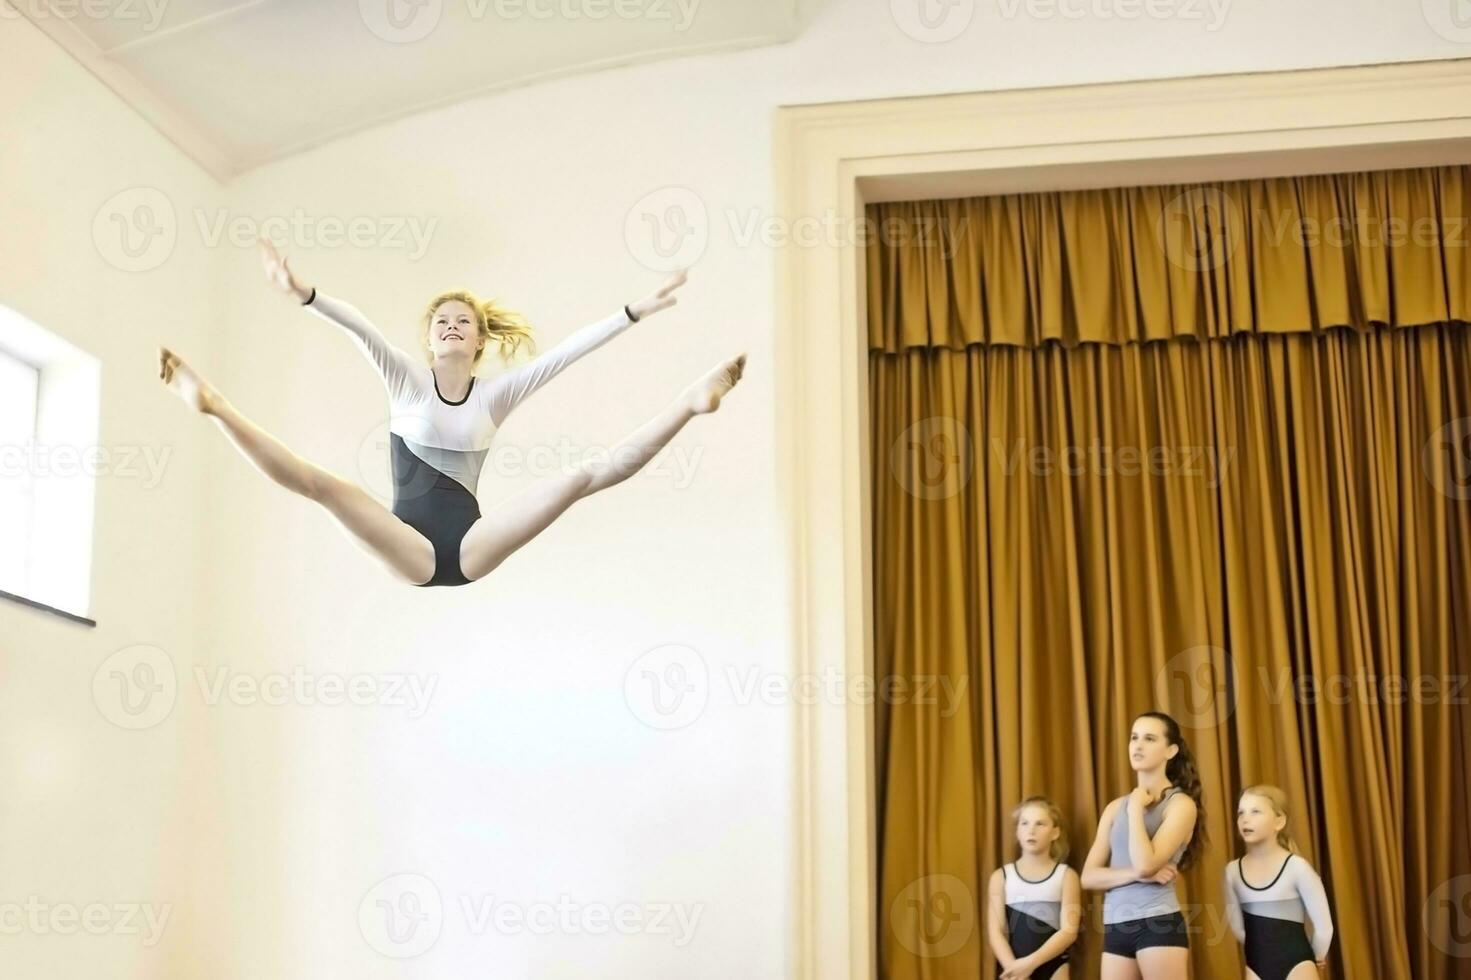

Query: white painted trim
[775,57,1471,980]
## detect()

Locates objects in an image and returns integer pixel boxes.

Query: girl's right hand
[1141,865,1178,885]
[259,237,312,303]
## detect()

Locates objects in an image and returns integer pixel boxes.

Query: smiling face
[1237,792,1286,846]
[1128,715,1178,774]
[1015,803,1061,858]
[426,300,484,363]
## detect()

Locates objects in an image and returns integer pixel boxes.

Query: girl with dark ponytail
[1081,711,1203,980]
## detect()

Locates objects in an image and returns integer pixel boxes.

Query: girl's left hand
[1130,785,1159,810]
[999,955,1036,979]
[628,268,688,320]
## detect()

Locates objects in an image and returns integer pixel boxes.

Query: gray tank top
[1102,789,1190,924]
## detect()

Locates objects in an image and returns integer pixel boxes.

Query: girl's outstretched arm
[484,269,688,426]
[259,238,419,400]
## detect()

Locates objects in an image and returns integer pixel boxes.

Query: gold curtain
[870,167,1471,980]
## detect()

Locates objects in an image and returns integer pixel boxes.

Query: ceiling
[15,0,814,180]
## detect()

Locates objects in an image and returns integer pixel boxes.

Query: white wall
[4,0,1466,977]
[0,12,222,979]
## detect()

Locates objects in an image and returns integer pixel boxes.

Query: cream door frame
[774,57,1471,980]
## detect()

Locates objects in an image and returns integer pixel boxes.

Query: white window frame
[0,305,100,625]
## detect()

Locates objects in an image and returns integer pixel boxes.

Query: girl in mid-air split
[158,239,746,587]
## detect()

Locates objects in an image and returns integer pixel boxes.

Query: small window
[0,306,100,624]
[0,350,40,595]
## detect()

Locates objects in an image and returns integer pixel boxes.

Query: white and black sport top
[304,290,635,494]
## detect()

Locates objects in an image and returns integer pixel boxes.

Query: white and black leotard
[1225,853,1333,980]
[303,288,636,585]
[1000,861,1071,979]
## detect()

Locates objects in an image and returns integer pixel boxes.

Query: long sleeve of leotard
[482,308,634,426]
[1224,863,1246,943]
[303,290,420,401]
[1295,859,1334,960]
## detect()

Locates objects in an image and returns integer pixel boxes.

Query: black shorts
[389,434,479,587]
[1103,912,1190,958]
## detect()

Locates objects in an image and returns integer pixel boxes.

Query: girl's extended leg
[159,348,436,585]
[458,353,745,582]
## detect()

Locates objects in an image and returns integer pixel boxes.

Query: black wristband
[302,287,317,306]
[624,303,640,323]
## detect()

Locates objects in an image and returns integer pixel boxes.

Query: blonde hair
[422,289,536,366]
[1240,784,1298,851]
[1011,796,1069,862]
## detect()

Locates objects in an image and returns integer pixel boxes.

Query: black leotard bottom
[1243,911,1316,980]
[999,907,1070,979]
[1103,912,1190,958]
[389,434,479,587]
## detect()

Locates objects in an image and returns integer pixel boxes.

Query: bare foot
[685,354,746,415]
[158,347,218,415]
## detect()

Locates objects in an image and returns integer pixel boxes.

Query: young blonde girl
[1225,785,1334,980]
[987,796,1082,980]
